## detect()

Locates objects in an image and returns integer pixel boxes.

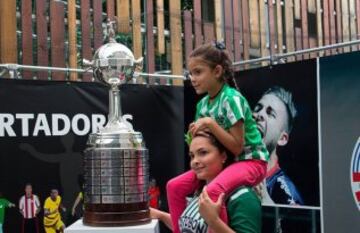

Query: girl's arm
[190,117,244,156]
[149,207,173,230]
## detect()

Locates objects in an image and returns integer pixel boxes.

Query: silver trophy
[82,21,150,226]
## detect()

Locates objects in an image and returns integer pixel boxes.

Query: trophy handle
[83,59,94,66]
[122,114,134,131]
[134,57,144,72]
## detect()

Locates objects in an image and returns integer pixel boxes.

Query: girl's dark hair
[189,42,238,89]
[192,131,235,195]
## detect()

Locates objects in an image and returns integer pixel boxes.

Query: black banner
[0,79,184,232]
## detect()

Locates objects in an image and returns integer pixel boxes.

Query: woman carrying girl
[167,42,268,233]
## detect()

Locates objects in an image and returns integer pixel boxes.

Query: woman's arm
[207,218,236,233]
[190,117,244,156]
[149,207,173,231]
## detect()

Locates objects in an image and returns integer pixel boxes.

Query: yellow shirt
[43,196,61,227]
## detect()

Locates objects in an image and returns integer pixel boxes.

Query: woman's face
[189,136,226,182]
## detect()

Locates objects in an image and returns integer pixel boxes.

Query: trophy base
[83,203,151,227]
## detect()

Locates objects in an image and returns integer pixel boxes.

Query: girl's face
[189,136,226,183]
[188,57,223,95]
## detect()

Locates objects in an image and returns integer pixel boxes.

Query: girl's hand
[198,186,224,225]
[189,117,213,135]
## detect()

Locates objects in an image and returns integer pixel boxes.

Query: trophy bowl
[92,42,135,86]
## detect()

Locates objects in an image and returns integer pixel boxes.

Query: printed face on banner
[253,94,289,154]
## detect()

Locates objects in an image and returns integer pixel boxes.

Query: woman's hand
[257,181,275,205]
[198,186,225,225]
[253,183,264,200]
[199,187,236,233]
[189,117,214,136]
[149,207,162,219]
[149,207,173,230]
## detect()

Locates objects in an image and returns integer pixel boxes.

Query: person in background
[43,189,66,233]
[148,178,161,209]
[0,191,16,233]
[19,183,41,233]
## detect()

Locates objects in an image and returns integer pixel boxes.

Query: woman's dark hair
[189,42,237,89]
[191,131,235,194]
[193,131,235,167]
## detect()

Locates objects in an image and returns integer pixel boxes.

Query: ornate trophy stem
[102,85,127,133]
[109,86,122,124]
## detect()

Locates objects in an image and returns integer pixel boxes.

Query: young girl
[166,42,269,233]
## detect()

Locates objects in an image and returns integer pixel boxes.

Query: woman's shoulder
[227,186,259,204]
[226,186,261,213]
[227,187,262,233]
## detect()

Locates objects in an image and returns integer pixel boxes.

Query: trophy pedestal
[83,203,150,226]
[65,219,159,233]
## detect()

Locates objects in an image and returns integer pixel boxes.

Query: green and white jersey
[195,84,269,161]
[179,195,208,233]
[178,187,261,233]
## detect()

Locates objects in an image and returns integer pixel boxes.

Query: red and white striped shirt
[19,195,40,219]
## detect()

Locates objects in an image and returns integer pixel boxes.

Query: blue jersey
[266,169,304,205]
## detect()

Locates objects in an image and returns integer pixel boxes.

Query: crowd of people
[0,180,162,233]
[0,184,67,233]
